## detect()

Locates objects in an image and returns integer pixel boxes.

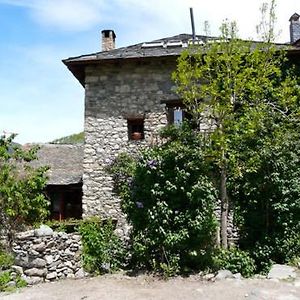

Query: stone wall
[82,57,237,241]
[12,225,84,285]
[83,58,178,230]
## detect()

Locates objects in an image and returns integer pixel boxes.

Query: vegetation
[110,125,218,276]
[109,1,300,276]
[0,247,26,292]
[0,271,27,292]
[172,0,300,250]
[0,134,49,247]
[0,248,14,271]
[78,217,125,274]
[51,132,84,144]
[211,248,255,277]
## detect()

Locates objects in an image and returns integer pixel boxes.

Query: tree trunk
[220,165,229,249]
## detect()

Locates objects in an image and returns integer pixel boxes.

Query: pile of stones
[11,225,85,285]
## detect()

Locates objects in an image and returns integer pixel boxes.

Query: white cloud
[0,0,297,40]
[0,0,107,31]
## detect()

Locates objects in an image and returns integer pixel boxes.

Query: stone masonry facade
[82,58,178,230]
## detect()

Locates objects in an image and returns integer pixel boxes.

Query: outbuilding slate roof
[30,144,83,185]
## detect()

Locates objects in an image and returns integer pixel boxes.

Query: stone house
[63,15,300,232]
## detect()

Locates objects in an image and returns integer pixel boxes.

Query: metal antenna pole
[190,7,196,41]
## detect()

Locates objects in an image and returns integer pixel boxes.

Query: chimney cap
[101,29,116,39]
[289,13,300,22]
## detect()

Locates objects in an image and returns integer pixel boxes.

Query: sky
[0,0,299,144]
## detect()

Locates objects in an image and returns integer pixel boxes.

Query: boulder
[24,267,47,277]
[202,273,215,281]
[75,268,85,278]
[45,255,54,265]
[35,225,53,237]
[30,258,46,268]
[23,275,43,285]
[32,242,46,252]
[214,270,234,280]
[46,272,57,280]
[11,265,24,275]
[16,230,35,240]
[15,254,30,268]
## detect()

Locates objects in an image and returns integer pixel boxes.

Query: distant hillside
[51,132,84,144]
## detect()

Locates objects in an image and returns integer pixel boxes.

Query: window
[127,118,144,140]
[166,102,197,128]
[173,107,184,125]
[167,104,187,125]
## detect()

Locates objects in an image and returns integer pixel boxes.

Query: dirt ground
[1,274,300,300]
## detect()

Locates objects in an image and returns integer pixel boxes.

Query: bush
[0,271,11,291]
[232,132,300,272]
[0,271,27,292]
[212,248,255,277]
[0,134,49,246]
[110,124,218,276]
[78,217,125,274]
[0,249,14,271]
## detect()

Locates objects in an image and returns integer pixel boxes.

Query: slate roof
[29,144,83,185]
[63,32,296,86]
[63,34,213,86]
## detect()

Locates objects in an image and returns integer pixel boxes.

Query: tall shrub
[110,125,218,274]
[0,134,49,246]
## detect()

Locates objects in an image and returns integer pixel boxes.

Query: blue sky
[0,0,298,144]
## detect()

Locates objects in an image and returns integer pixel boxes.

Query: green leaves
[0,134,49,245]
[110,125,218,275]
[78,218,125,274]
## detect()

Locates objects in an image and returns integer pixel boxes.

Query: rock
[11,265,24,275]
[31,258,46,268]
[58,232,68,239]
[29,249,40,256]
[32,242,46,252]
[48,261,61,271]
[232,273,242,280]
[45,255,54,265]
[24,268,47,277]
[16,230,35,240]
[64,249,74,257]
[46,241,55,248]
[46,272,57,280]
[23,276,43,285]
[35,225,53,237]
[6,281,16,288]
[214,270,234,280]
[15,255,30,268]
[67,273,75,279]
[72,235,81,242]
[64,261,74,269]
[267,264,297,280]
[202,273,215,281]
[75,268,85,278]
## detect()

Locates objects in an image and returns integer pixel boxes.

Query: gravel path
[1,274,300,300]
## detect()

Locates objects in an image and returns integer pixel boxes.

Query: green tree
[0,134,49,246]
[172,1,300,248]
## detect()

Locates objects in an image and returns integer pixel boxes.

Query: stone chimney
[289,13,300,43]
[101,30,116,51]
